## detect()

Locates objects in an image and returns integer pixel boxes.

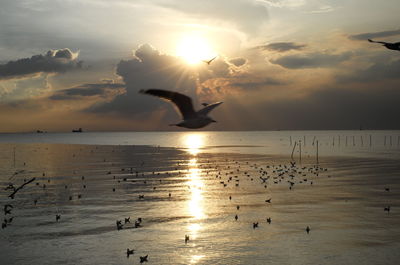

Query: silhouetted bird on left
[139,89,222,129]
[126,248,134,258]
[368,39,400,51]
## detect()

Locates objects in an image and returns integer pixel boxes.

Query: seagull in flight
[139,89,222,129]
[368,39,400,51]
[202,56,217,65]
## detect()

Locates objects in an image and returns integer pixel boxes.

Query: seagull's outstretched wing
[368,39,388,45]
[140,89,196,119]
[197,102,223,116]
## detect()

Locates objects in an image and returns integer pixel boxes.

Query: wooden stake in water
[312,136,316,146]
[303,136,306,146]
[291,141,297,160]
[299,140,302,162]
[346,136,348,147]
[316,140,319,164]
[338,135,341,146]
[13,146,16,168]
[290,136,292,146]
[353,136,355,146]
[370,135,372,147]
[361,135,364,146]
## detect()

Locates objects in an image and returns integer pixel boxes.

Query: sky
[0,0,400,132]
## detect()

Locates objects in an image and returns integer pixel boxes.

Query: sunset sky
[1,0,399,132]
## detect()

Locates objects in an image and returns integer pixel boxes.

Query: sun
[176,34,217,65]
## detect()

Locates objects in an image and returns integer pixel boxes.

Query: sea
[1,130,400,159]
[0,130,399,265]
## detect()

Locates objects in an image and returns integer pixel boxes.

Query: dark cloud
[89,44,197,122]
[338,56,400,83]
[0,49,82,80]
[208,84,400,130]
[230,78,286,89]
[49,82,125,100]
[256,42,306,52]
[270,52,352,69]
[349,29,400,40]
[229,57,247,67]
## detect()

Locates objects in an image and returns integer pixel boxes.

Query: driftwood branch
[8,177,36,199]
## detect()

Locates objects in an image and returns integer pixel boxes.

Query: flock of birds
[1,141,396,263]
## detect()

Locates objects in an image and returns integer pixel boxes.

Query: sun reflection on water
[185,158,206,263]
[187,158,205,220]
[184,133,205,155]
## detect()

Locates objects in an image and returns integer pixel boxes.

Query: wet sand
[0,143,399,265]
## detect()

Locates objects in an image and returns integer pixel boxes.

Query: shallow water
[1,130,400,159]
[0,142,399,265]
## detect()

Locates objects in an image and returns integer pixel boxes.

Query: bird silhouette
[126,248,134,257]
[368,39,400,51]
[139,89,222,129]
[202,56,217,65]
[140,255,148,263]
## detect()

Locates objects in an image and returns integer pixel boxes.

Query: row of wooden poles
[290,135,400,147]
[289,135,400,164]
[290,140,319,164]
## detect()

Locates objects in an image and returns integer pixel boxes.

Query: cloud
[0,74,51,102]
[349,29,400,41]
[158,0,269,34]
[338,57,400,83]
[230,78,286,90]
[260,0,306,8]
[256,42,306,52]
[89,44,198,123]
[229,57,247,67]
[0,48,82,80]
[49,82,125,100]
[270,52,352,69]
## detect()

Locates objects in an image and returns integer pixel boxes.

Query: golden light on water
[176,34,217,65]
[185,158,205,263]
[184,134,205,155]
[189,255,205,264]
[187,158,205,220]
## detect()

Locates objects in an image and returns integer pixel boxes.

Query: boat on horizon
[72,128,83,133]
